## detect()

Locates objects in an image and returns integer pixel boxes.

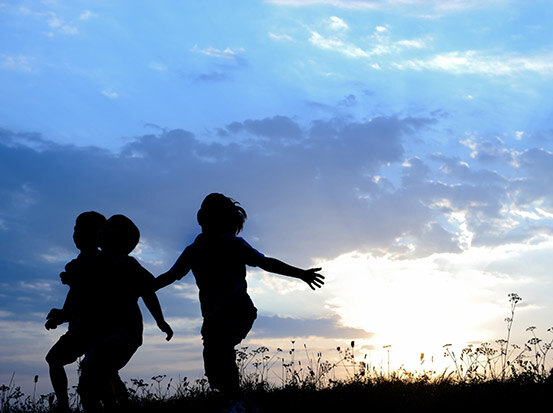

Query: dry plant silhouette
[2,293,552,412]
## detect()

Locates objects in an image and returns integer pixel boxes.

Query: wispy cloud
[308,27,428,59]
[267,0,510,13]
[395,50,553,75]
[194,46,245,61]
[78,10,95,21]
[101,90,119,99]
[45,11,79,36]
[328,16,349,31]
[269,32,294,42]
[309,31,369,57]
[1,55,33,73]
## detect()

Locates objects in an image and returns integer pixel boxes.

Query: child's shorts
[45,330,88,366]
[201,304,257,347]
[80,330,142,373]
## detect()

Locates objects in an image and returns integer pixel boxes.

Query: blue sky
[2,0,553,395]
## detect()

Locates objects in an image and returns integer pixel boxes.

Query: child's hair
[73,211,107,249]
[76,211,107,232]
[101,214,140,255]
[197,193,247,235]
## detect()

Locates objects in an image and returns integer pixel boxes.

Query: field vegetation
[2,293,552,412]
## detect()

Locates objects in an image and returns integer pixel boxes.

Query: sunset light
[2,1,553,407]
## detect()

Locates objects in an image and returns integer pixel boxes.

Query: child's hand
[47,308,64,320]
[45,318,59,330]
[157,320,174,341]
[45,308,64,330]
[300,267,324,290]
[59,271,71,285]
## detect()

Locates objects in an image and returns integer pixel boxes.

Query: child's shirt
[169,234,264,318]
[97,255,156,345]
[65,253,155,345]
[61,250,103,333]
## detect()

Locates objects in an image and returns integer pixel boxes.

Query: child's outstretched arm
[154,270,181,291]
[142,291,173,341]
[155,257,191,291]
[258,257,324,290]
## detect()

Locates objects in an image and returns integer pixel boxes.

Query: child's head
[197,193,247,235]
[73,211,107,251]
[98,214,140,256]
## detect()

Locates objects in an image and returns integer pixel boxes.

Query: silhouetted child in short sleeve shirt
[155,193,324,407]
[64,214,173,413]
[45,211,107,413]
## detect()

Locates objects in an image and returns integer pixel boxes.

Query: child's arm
[142,291,174,341]
[45,308,65,330]
[155,270,183,291]
[155,254,191,290]
[258,257,324,290]
[45,290,72,330]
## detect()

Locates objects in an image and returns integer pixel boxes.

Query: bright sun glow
[316,241,551,371]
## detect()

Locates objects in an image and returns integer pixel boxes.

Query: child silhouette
[63,214,173,412]
[45,211,106,412]
[155,193,324,408]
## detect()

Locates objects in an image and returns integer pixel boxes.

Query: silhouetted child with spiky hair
[45,211,107,413]
[74,214,173,413]
[155,193,324,410]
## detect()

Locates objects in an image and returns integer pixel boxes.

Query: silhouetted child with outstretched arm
[65,214,173,413]
[155,193,324,409]
[45,211,107,412]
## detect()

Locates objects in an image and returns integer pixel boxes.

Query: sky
[2,0,553,396]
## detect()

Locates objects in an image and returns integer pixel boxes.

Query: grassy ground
[3,369,551,412]
[3,294,552,412]
[126,380,552,413]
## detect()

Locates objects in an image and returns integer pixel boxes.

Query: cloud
[309,31,369,58]
[307,23,429,60]
[2,105,553,328]
[190,46,248,82]
[222,115,304,141]
[78,10,95,21]
[252,314,371,339]
[194,71,231,82]
[101,90,119,99]
[267,0,510,13]
[194,46,245,62]
[1,55,33,73]
[269,32,294,42]
[395,51,553,76]
[0,113,422,274]
[44,11,79,36]
[328,16,349,31]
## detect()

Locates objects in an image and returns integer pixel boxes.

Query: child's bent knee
[45,349,60,366]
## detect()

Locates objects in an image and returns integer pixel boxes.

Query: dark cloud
[4,112,552,322]
[195,71,230,82]
[224,115,304,141]
[512,148,553,207]
[252,315,371,339]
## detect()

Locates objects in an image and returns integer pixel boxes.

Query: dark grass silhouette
[4,293,552,412]
[3,338,552,413]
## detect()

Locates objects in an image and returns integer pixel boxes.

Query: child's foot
[221,399,246,413]
[221,398,260,413]
[52,402,71,413]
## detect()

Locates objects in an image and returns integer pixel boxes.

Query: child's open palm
[300,268,325,290]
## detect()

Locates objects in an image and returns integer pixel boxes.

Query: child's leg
[202,339,240,396]
[201,308,256,399]
[78,332,140,412]
[45,332,85,410]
